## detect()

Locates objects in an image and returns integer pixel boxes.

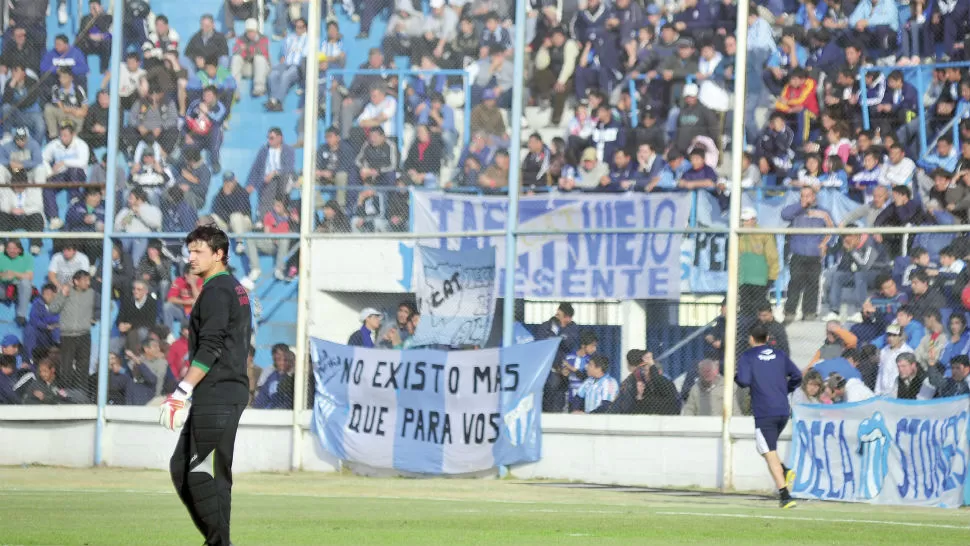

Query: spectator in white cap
[672,81,719,154]
[348,308,382,347]
[738,207,779,317]
[230,18,270,98]
[0,127,45,186]
[876,322,913,396]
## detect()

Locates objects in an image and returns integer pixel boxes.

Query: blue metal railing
[323,68,473,156]
[859,61,970,158]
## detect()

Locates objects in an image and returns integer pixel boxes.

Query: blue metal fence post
[463,75,473,151]
[860,66,870,131]
[94,0,126,466]
[397,70,406,156]
[689,190,698,228]
[499,0,528,481]
[916,66,928,156]
[324,72,333,129]
[629,78,638,126]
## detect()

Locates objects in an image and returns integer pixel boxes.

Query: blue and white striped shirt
[577,375,619,413]
[321,38,343,61]
[283,33,310,66]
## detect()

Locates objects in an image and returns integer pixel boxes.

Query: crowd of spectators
[4,0,970,409]
[0,0,311,404]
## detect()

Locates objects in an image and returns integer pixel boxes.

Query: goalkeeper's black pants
[170,403,245,546]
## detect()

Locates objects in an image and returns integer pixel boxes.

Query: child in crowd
[563,330,598,413]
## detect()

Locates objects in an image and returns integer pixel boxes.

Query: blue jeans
[440,130,457,163]
[163,302,189,332]
[2,105,45,145]
[45,168,87,220]
[901,21,923,58]
[828,270,878,313]
[122,238,149,268]
[269,64,301,103]
[6,278,34,319]
[184,124,225,167]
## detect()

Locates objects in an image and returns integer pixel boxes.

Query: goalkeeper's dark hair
[185,225,230,265]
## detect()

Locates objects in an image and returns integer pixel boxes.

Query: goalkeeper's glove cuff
[174,381,194,401]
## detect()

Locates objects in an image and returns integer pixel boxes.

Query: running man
[735,323,802,509]
[159,225,253,546]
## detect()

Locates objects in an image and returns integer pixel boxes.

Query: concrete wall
[0,407,786,491]
[514,414,789,491]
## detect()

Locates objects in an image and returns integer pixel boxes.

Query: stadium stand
[1,0,970,410]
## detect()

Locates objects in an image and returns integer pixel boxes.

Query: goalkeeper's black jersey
[188,271,253,406]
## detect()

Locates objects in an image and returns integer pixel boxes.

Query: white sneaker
[274,268,286,281]
[520,115,530,129]
[58,3,68,24]
[235,242,245,254]
[49,218,63,230]
[239,277,256,292]
[821,312,841,322]
[247,268,261,281]
[846,312,863,323]
[876,55,897,66]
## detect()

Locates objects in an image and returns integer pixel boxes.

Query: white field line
[655,511,970,530]
[2,487,967,529]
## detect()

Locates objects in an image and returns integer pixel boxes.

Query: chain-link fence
[6,0,970,491]
[0,236,103,404]
[734,219,970,405]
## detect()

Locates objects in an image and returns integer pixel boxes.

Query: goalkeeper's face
[187,241,224,277]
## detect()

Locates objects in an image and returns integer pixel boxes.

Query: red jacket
[233,35,270,60]
[776,78,819,117]
[167,337,189,382]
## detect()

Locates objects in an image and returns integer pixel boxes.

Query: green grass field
[0,467,967,545]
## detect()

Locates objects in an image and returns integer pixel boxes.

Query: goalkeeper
[159,225,253,546]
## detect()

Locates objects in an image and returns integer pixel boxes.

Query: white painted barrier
[0,407,787,492]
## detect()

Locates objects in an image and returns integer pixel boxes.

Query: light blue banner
[789,396,970,508]
[410,245,497,348]
[411,192,691,299]
[309,338,560,474]
[684,190,872,293]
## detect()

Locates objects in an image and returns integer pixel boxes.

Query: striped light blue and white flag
[790,396,970,508]
[310,338,560,474]
[410,245,497,348]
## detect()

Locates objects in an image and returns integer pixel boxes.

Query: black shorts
[754,415,789,455]
[172,403,245,480]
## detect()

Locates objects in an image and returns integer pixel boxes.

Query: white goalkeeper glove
[159,382,194,431]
